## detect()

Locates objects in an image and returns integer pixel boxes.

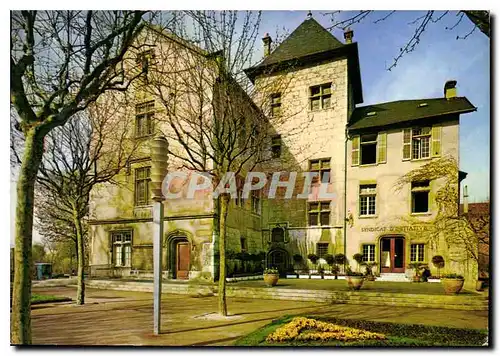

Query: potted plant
[307,253,319,275]
[263,267,279,287]
[324,253,334,272]
[352,253,364,272]
[293,254,303,266]
[346,267,364,290]
[409,262,426,282]
[431,255,445,278]
[364,262,378,281]
[334,253,347,275]
[331,265,340,280]
[318,266,325,279]
[441,273,465,294]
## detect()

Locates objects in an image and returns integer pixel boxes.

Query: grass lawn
[234,315,488,347]
[31,294,71,304]
[230,278,475,295]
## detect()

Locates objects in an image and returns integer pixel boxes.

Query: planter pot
[310,275,322,279]
[286,274,298,279]
[412,275,421,283]
[346,276,364,290]
[366,275,376,282]
[264,274,279,287]
[298,274,310,279]
[442,278,464,294]
[324,275,337,280]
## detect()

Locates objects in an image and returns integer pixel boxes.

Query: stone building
[89,15,478,284]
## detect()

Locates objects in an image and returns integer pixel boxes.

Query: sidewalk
[31,286,488,346]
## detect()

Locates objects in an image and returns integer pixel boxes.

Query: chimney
[444,80,457,100]
[463,185,469,214]
[262,33,272,57]
[344,27,354,44]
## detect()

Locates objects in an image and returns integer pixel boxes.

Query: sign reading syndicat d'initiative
[360,225,431,233]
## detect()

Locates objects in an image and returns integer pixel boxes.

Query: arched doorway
[267,248,290,276]
[380,235,405,273]
[166,235,191,279]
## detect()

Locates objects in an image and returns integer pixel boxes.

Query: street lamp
[150,136,168,335]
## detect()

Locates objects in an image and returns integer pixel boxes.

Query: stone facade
[89,18,478,286]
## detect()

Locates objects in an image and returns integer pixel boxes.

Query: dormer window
[309,83,332,111]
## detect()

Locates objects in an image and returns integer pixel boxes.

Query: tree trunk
[217,194,230,316]
[11,128,45,345]
[73,211,85,305]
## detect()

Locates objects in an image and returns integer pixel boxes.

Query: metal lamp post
[150,136,168,335]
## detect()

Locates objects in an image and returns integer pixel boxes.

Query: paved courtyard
[31,286,488,346]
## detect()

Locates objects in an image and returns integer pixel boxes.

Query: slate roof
[244,16,363,103]
[255,17,345,68]
[348,97,476,131]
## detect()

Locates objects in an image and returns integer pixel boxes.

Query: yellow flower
[266,317,386,343]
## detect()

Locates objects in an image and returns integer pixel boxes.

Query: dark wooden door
[176,243,190,279]
[380,237,405,273]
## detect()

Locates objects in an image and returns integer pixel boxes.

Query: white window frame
[410,243,425,262]
[362,244,376,262]
[411,127,431,160]
[359,184,377,216]
[112,231,132,267]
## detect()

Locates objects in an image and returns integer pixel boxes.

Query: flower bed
[266,317,386,343]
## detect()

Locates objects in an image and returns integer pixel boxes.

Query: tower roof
[257,17,345,67]
[244,15,363,104]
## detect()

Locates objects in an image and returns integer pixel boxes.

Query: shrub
[293,254,303,263]
[352,253,364,271]
[346,266,364,276]
[323,254,335,266]
[432,255,445,277]
[264,267,279,275]
[307,253,319,265]
[431,255,445,268]
[334,253,347,265]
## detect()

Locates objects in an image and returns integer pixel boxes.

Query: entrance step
[377,273,410,282]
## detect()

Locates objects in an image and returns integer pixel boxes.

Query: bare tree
[33,93,139,305]
[325,10,490,70]
[139,10,310,316]
[10,10,146,344]
[394,156,485,271]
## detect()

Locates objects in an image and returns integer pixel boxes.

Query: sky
[9,10,490,246]
[256,10,490,203]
